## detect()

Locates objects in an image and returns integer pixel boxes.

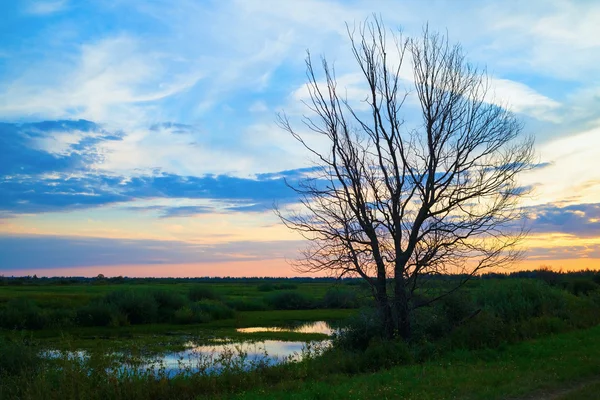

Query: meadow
[1,270,600,399]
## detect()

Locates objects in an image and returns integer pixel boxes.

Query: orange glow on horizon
[3,258,599,278]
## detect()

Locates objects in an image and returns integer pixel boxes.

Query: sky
[1,0,599,277]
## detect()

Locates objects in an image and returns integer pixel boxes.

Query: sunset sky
[1,0,599,277]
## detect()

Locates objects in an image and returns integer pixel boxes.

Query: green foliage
[173,305,211,324]
[474,279,566,323]
[264,291,315,310]
[0,299,48,330]
[567,279,599,296]
[76,301,121,327]
[192,300,234,320]
[448,310,506,349]
[225,298,268,311]
[333,308,382,350]
[0,338,40,376]
[322,288,359,309]
[257,282,298,292]
[188,286,220,301]
[104,290,159,324]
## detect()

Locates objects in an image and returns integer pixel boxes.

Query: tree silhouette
[277,17,534,339]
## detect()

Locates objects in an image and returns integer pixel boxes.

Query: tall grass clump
[225,298,268,311]
[0,299,48,330]
[264,291,315,310]
[322,288,360,309]
[104,290,159,324]
[193,300,234,320]
[0,337,40,376]
[76,301,122,327]
[474,279,566,323]
[188,286,220,301]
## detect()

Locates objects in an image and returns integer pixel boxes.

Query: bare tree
[276,18,534,340]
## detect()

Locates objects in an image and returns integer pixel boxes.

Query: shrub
[44,308,75,328]
[264,291,315,310]
[258,282,298,292]
[0,338,41,376]
[435,291,477,325]
[193,300,234,320]
[104,290,159,324]
[76,301,120,327]
[150,290,188,321]
[474,279,566,323]
[567,279,599,296]
[257,283,274,292]
[322,288,360,309]
[0,299,48,330]
[174,306,212,324]
[333,308,383,350]
[275,282,297,290]
[449,310,506,349]
[361,338,412,370]
[188,286,220,301]
[412,306,448,341]
[225,298,268,311]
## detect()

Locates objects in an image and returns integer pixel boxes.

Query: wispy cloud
[24,0,68,15]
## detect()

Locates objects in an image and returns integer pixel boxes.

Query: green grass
[229,325,600,399]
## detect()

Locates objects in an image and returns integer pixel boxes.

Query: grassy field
[230,324,600,400]
[1,273,600,399]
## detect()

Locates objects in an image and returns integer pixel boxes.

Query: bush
[275,282,298,290]
[188,286,220,301]
[174,306,212,324]
[257,282,298,292]
[264,291,315,310]
[76,301,120,327]
[0,299,48,330]
[225,298,268,311]
[193,300,234,320]
[567,279,599,296]
[361,338,412,370]
[45,308,75,328]
[435,292,477,326]
[257,283,274,292]
[449,310,506,349]
[412,306,448,341]
[333,308,383,350]
[150,290,188,321]
[322,288,360,309]
[474,279,566,323]
[0,338,41,376]
[104,290,159,324]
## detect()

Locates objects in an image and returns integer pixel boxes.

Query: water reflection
[152,340,315,377]
[43,337,330,377]
[236,320,335,335]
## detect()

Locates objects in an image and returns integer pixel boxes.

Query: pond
[44,321,336,377]
[236,320,336,335]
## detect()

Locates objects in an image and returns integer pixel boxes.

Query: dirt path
[512,377,600,400]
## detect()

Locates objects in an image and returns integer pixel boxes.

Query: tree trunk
[375,289,394,340]
[393,276,411,340]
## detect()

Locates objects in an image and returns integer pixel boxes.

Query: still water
[45,321,335,377]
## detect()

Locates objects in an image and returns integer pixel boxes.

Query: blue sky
[1,0,600,276]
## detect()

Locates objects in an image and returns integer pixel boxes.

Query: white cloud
[0,36,203,125]
[488,78,562,122]
[24,0,68,15]
[520,126,600,207]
